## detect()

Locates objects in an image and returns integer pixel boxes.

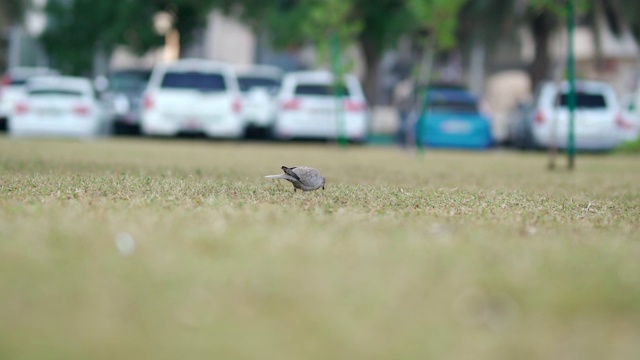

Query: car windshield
[557,92,607,109]
[161,72,226,91]
[427,90,479,113]
[429,100,478,112]
[238,76,279,92]
[108,71,150,92]
[294,83,350,96]
[29,89,84,98]
[9,78,29,86]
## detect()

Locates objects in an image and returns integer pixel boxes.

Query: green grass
[1,136,639,360]
[617,138,640,154]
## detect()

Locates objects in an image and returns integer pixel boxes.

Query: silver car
[100,69,151,135]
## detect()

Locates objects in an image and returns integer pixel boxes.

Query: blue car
[415,87,493,149]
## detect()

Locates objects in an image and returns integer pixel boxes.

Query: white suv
[236,65,282,138]
[140,59,244,138]
[510,80,625,150]
[274,71,369,142]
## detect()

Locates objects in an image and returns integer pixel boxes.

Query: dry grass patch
[1,136,639,360]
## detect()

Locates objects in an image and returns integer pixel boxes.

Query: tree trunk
[528,11,555,90]
[360,37,381,105]
[468,33,486,95]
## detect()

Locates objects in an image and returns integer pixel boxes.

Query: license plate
[183,117,201,130]
[311,108,332,116]
[441,120,471,134]
[37,108,63,116]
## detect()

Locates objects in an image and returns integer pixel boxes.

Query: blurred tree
[406,0,466,86]
[353,0,416,105]
[214,0,465,104]
[617,0,640,39]
[301,0,362,70]
[40,0,218,75]
[457,0,592,90]
[586,0,640,71]
[4,0,26,20]
[456,0,521,93]
[518,0,636,89]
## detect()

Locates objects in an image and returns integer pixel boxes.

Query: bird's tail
[264,174,288,180]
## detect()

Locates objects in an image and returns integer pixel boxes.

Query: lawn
[1,136,639,360]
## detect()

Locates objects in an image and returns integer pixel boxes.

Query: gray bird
[264,166,326,192]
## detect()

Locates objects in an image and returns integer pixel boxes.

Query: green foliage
[350,0,413,52]
[616,138,640,153]
[40,0,219,75]
[41,0,123,75]
[4,0,25,20]
[302,0,362,68]
[407,0,466,49]
[528,0,591,16]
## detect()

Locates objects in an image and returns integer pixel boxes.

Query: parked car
[274,70,369,142]
[508,80,625,151]
[414,85,493,149]
[619,93,640,142]
[236,65,282,138]
[140,59,244,138]
[9,76,108,138]
[100,68,151,135]
[0,67,59,131]
[506,100,537,149]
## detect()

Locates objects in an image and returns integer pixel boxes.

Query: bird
[264,166,326,192]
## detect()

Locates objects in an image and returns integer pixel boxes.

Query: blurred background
[1,0,640,147]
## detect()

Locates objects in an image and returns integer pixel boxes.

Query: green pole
[330,33,347,147]
[567,0,576,170]
[415,87,428,154]
[414,34,433,156]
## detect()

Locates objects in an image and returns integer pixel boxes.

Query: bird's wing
[292,167,321,186]
[281,166,301,181]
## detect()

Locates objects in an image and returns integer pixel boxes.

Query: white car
[236,65,282,138]
[141,59,244,138]
[521,80,624,150]
[274,71,369,142]
[619,94,640,142]
[1,67,59,130]
[9,76,108,138]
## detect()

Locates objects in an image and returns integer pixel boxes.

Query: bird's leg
[322,186,325,190]
[294,188,297,193]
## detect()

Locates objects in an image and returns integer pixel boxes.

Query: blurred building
[0,0,49,73]
[112,9,332,77]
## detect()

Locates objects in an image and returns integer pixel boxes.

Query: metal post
[330,34,347,147]
[414,37,434,156]
[567,0,576,170]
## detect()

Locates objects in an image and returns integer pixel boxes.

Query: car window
[429,100,478,112]
[108,72,150,92]
[28,89,84,98]
[161,71,226,91]
[557,92,607,109]
[238,76,279,92]
[427,90,479,112]
[294,84,350,96]
[9,78,29,86]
